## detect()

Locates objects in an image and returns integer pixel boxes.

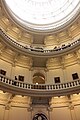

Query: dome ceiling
[3,0,80,33]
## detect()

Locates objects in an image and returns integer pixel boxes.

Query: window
[18,75,24,81]
[33,72,45,84]
[54,77,60,83]
[72,73,79,80]
[15,76,17,80]
[0,69,6,76]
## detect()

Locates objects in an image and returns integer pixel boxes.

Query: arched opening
[33,73,45,84]
[33,113,48,120]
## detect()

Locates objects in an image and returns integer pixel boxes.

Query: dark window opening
[18,75,24,81]
[54,77,60,83]
[0,69,6,76]
[72,73,79,80]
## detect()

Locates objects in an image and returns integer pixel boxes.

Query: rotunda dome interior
[3,0,80,32]
[0,0,80,120]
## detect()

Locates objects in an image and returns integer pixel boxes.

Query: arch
[33,72,45,84]
[33,113,48,120]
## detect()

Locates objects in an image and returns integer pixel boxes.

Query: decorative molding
[68,104,74,110]
[47,107,53,111]
[5,103,11,110]
[27,106,33,112]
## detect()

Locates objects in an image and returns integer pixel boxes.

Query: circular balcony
[0,28,80,58]
[0,74,80,97]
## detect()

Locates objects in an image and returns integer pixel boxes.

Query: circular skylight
[3,0,80,32]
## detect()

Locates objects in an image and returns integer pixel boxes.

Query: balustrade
[0,28,80,56]
[0,74,80,91]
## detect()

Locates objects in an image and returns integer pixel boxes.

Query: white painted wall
[0,58,80,84]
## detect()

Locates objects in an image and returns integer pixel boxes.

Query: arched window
[33,73,45,84]
[33,113,48,120]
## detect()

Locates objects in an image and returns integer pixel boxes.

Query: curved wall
[0,1,80,120]
[0,54,80,84]
[0,91,80,120]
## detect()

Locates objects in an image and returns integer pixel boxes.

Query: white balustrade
[0,74,80,92]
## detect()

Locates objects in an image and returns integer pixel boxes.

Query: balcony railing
[0,74,80,97]
[0,28,80,57]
